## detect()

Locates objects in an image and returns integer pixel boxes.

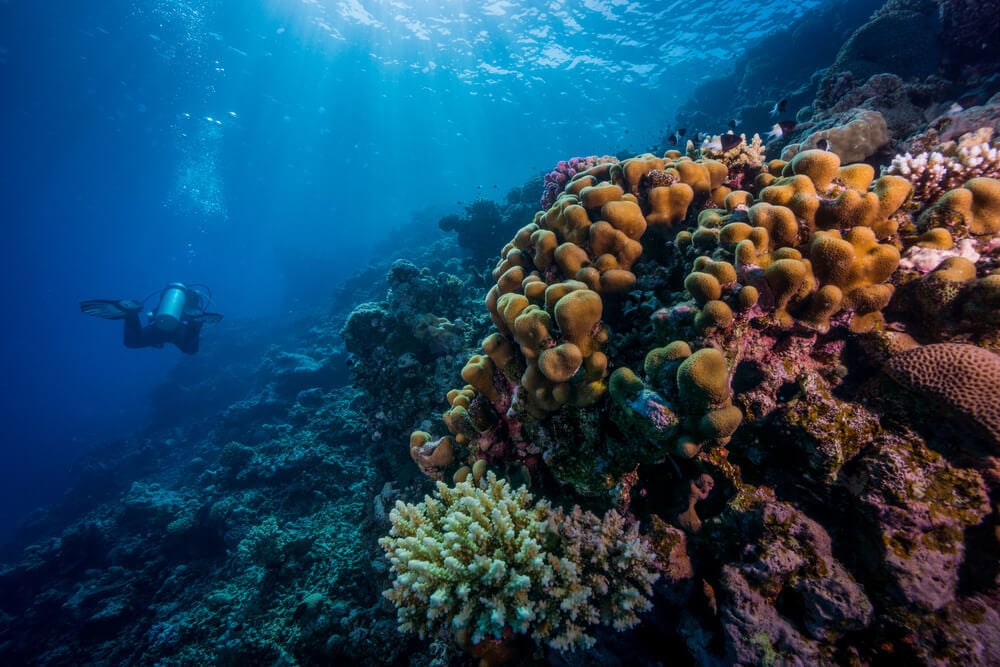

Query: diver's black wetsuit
[123,311,203,355]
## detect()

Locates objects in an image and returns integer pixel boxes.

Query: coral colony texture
[4,3,1000,666]
[382,128,1000,663]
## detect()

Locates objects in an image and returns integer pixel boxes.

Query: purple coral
[540,155,619,210]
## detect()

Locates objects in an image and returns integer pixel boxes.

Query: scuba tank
[154,283,189,331]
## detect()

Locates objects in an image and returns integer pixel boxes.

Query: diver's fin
[118,299,143,312]
[79,299,142,320]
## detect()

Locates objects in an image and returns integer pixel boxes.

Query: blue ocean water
[0,0,823,538]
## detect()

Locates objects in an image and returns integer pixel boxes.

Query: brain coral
[884,343,1000,449]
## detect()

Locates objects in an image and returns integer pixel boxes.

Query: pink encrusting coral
[539,155,619,210]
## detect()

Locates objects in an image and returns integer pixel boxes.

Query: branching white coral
[886,128,1000,204]
[696,133,766,171]
[378,472,660,652]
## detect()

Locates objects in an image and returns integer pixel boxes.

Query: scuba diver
[80,283,223,355]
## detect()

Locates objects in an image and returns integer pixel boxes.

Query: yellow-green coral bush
[378,472,660,651]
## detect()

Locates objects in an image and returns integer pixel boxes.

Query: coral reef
[0,379,389,664]
[4,5,1000,665]
[821,0,942,85]
[340,258,489,483]
[439,186,540,271]
[394,124,1000,662]
[671,0,885,139]
[781,108,890,163]
[0,236,487,665]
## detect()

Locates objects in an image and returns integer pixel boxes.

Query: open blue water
[0,0,823,538]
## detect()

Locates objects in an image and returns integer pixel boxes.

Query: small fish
[693,132,702,143]
[677,128,687,137]
[956,91,980,108]
[721,133,742,151]
[770,98,788,116]
[701,135,722,152]
[667,133,677,145]
[816,138,831,151]
[728,118,738,129]
[766,120,797,139]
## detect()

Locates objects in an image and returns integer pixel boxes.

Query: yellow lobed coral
[919,177,1000,240]
[613,343,741,458]
[426,140,983,484]
[409,431,456,479]
[379,473,660,652]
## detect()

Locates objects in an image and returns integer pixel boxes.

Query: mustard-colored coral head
[789,149,842,191]
[409,432,455,478]
[482,332,516,375]
[799,284,843,333]
[695,300,734,332]
[838,163,875,191]
[553,289,603,358]
[513,306,555,360]
[760,175,820,228]
[579,182,623,209]
[764,257,810,326]
[538,343,584,384]
[872,174,913,219]
[602,199,647,241]
[916,178,1000,240]
[599,268,637,294]
[737,285,760,310]
[644,341,692,390]
[748,202,800,250]
[684,271,722,305]
[609,366,645,409]
[676,347,730,411]
[814,189,881,233]
[646,182,695,228]
[461,354,498,402]
[966,177,1000,236]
